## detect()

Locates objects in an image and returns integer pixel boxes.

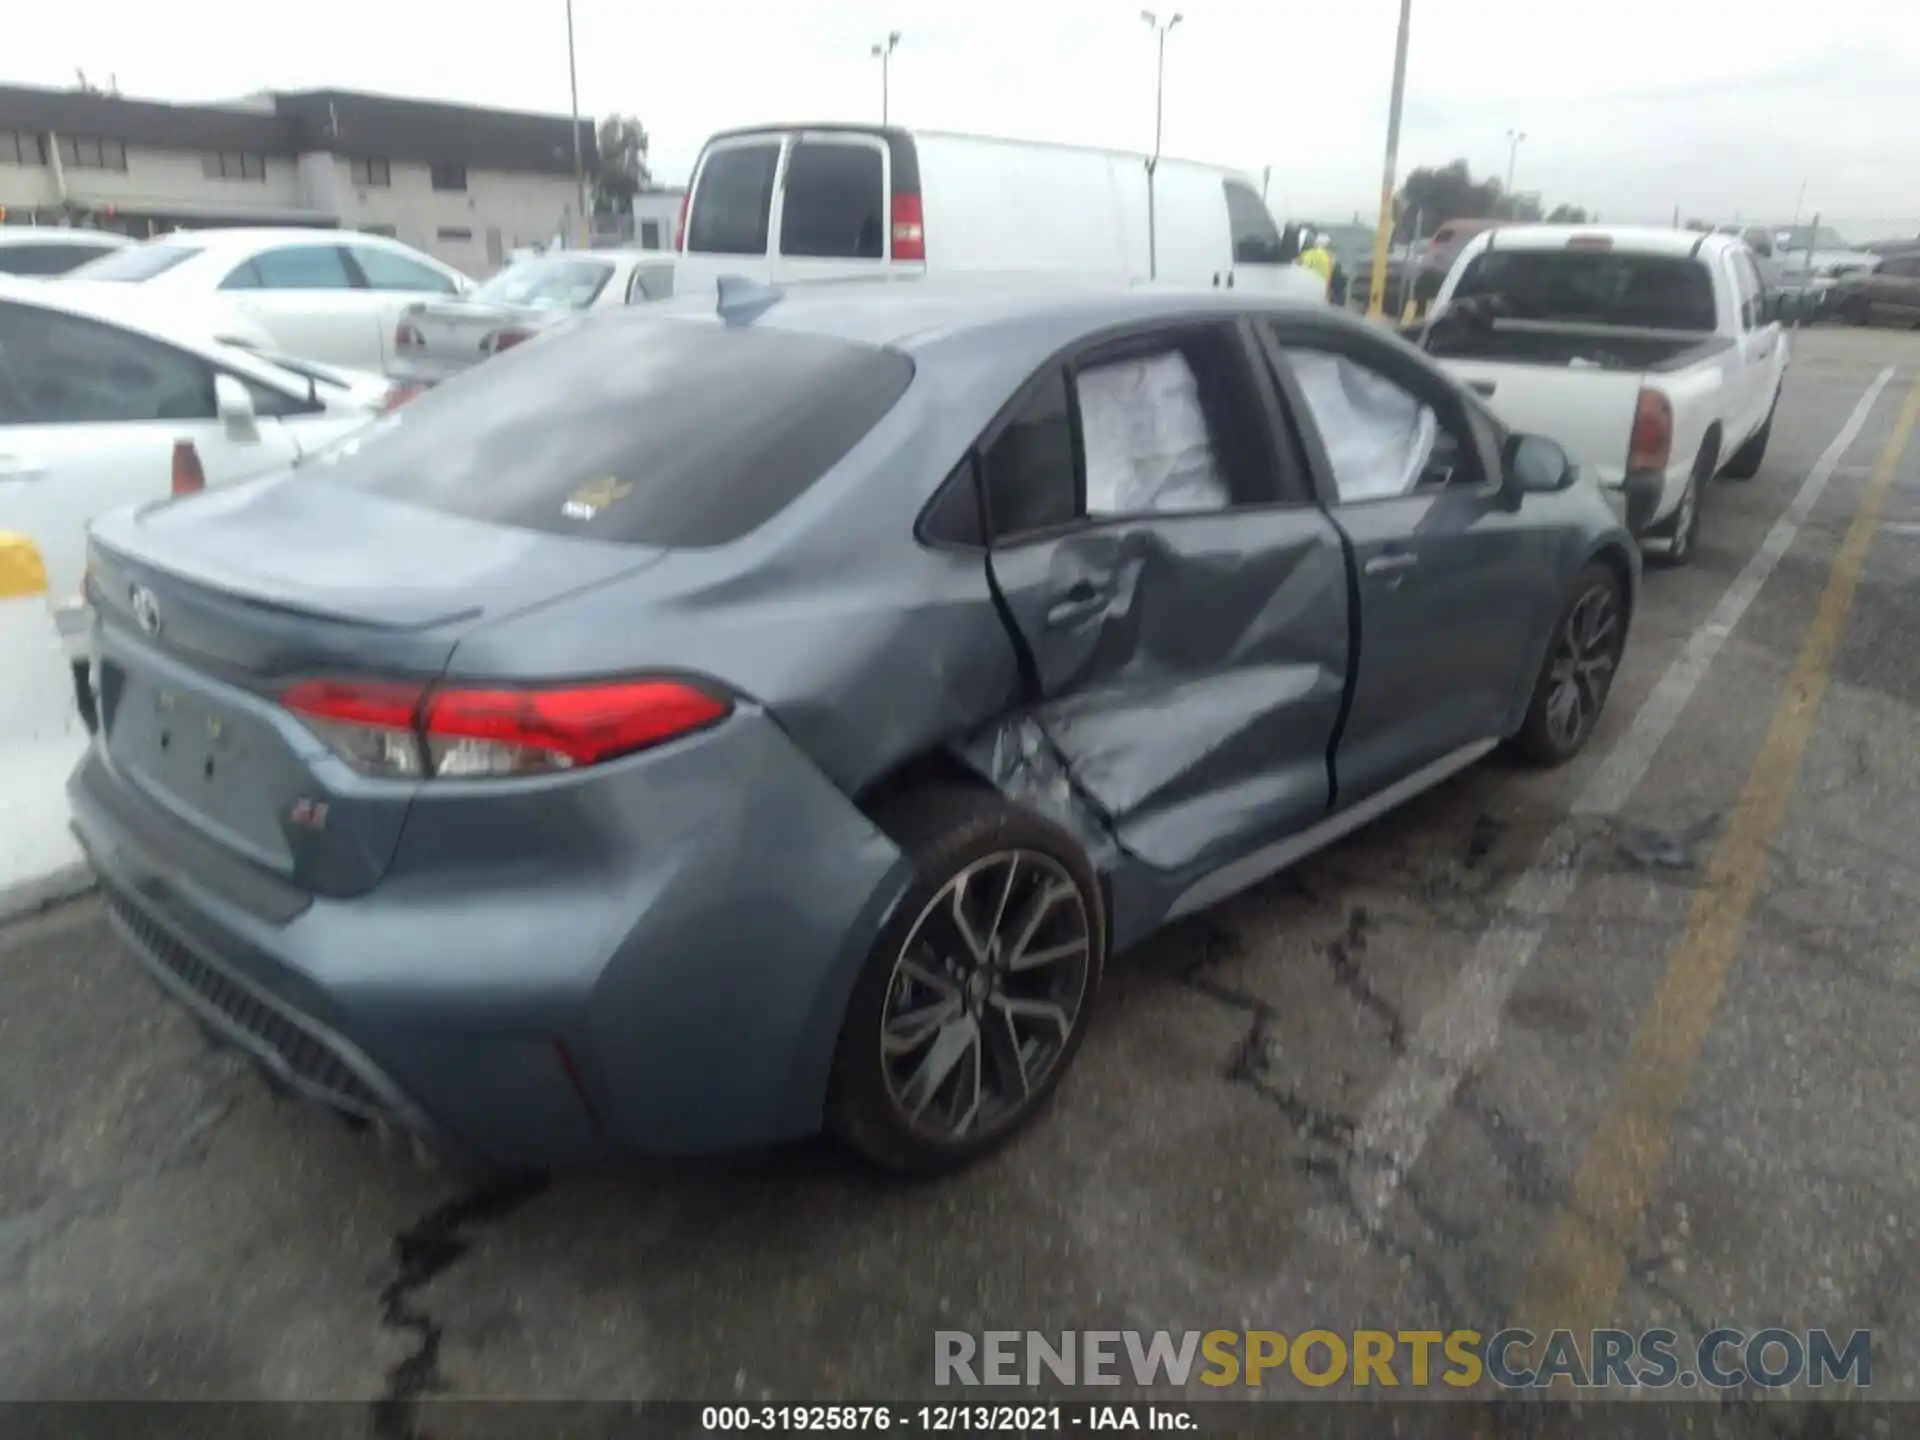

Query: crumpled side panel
[950,714,1123,873]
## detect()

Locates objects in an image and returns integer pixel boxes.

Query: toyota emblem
[130,584,162,637]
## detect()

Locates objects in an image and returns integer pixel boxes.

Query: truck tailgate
[1436,359,1644,488]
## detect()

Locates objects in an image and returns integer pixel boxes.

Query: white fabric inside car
[1286,349,1439,502]
[1075,351,1230,515]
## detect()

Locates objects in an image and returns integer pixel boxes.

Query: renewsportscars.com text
[934,1329,1872,1390]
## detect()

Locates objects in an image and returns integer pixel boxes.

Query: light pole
[566,0,587,246]
[872,31,902,124]
[1504,128,1526,205]
[1365,0,1412,319]
[1141,9,1182,281]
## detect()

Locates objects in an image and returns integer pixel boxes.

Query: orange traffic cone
[171,439,205,497]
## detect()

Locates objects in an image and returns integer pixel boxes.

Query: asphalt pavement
[3,327,1918,1424]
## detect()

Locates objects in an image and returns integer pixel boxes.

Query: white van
[670,124,1326,303]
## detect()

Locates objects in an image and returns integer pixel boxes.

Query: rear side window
[0,243,113,277]
[980,371,1078,538]
[687,143,780,255]
[780,141,885,259]
[68,242,202,282]
[1223,180,1285,264]
[223,246,356,291]
[1450,250,1719,331]
[307,316,915,548]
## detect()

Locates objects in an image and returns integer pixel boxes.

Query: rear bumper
[1597,469,1667,537]
[68,711,912,1168]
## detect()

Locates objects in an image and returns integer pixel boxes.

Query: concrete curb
[0,859,97,927]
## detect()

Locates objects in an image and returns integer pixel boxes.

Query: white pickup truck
[1415,225,1789,565]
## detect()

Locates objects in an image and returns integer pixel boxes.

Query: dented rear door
[978,319,1351,880]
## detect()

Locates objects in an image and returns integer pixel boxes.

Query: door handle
[1045,580,1109,628]
[1469,380,1497,397]
[1212,273,1222,288]
[1364,552,1419,577]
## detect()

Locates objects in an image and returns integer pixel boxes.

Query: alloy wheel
[879,850,1092,1142]
[1543,582,1622,752]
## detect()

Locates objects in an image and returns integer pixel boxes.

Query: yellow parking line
[1514,376,1920,1354]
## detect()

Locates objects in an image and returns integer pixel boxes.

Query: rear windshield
[471,257,615,310]
[306,314,915,547]
[1450,249,1718,331]
[67,243,203,282]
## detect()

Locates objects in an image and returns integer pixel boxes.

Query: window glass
[307,316,914,548]
[980,370,1078,539]
[1452,250,1718,331]
[228,246,355,291]
[430,163,467,192]
[351,245,459,295]
[351,157,391,187]
[68,243,202,283]
[779,142,885,259]
[0,300,214,425]
[1075,351,1231,514]
[687,143,780,255]
[472,257,613,310]
[0,243,118,277]
[1224,180,1286,264]
[1277,344,1465,503]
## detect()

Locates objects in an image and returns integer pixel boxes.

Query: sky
[7,0,1919,239]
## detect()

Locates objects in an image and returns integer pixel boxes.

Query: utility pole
[1504,128,1526,203]
[1365,0,1412,319]
[1141,9,1183,282]
[872,32,902,124]
[566,0,588,247]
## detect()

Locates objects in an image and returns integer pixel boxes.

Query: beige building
[0,83,598,277]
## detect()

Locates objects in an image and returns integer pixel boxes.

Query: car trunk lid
[86,474,665,897]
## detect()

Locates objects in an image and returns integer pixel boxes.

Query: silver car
[388,249,673,390]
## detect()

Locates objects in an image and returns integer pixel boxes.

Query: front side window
[225,246,356,291]
[351,245,459,295]
[0,300,214,426]
[779,142,885,259]
[686,143,780,255]
[1224,180,1286,265]
[1275,343,1471,503]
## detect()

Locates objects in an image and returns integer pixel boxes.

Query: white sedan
[0,277,400,681]
[64,227,474,373]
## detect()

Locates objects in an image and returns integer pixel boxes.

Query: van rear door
[677,130,787,290]
[770,129,919,284]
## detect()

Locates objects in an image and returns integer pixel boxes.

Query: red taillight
[480,327,533,355]
[280,676,730,779]
[674,191,690,252]
[1628,389,1674,474]
[396,320,424,348]
[890,191,925,262]
[171,439,205,497]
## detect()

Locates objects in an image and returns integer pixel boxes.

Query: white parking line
[1333,365,1898,1235]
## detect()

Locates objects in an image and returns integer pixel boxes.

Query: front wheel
[827,788,1106,1176]
[1509,562,1628,767]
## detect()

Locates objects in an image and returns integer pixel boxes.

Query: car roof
[0,226,132,248]
[3,274,249,342]
[1458,224,1731,258]
[134,226,430,256]
[634,274,1360,354]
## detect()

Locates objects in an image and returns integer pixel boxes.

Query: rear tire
[1509,562,1628,767]
[1720,397,1776,481]
[827,787,1106,1176]
[1647,445,1713,569]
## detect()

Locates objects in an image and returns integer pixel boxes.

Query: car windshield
[305,313,915,547]
[470,257,617,311]
[1450,249,1718,331]
[66,243,203,282]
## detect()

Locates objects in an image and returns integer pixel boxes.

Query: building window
[57,136,128,172]
[2,132,48,166]
[437,226,473,242]
[640,219,662,249]
[202,152,266,181]
[361,224,398,238]
[350,157,391,188]
[429,163,467,192]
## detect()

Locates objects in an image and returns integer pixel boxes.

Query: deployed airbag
[1075,352,1230,515]
[1286,350,1438,502]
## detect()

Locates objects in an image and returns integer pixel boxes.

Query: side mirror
[1502,432,1574,501]
[213,373,257,438]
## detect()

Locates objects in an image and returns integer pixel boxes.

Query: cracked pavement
[3,328,1918,1423]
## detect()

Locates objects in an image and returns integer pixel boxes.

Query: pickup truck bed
[1424,322,1734,374]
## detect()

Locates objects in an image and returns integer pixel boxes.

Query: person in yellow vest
[1295,231,1335,296]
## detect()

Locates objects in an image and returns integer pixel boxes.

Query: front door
[974,319,1351,882]
[1258,322,1557,807]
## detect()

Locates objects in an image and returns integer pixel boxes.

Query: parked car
[1419,225,1789,567]
[1412,218,1508,307]
[389,249,675,390]
[1768,223,1881,319]
[672,124,1326,304]
[64,228,473,372]
[1830,251,1920,327]
[0,225,133,277]
[72,277,1635,1177]
[0,276,398,707]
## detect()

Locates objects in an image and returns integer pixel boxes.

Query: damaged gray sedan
[71,277,1638,1177]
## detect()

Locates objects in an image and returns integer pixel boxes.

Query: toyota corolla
[70,277,1637,1176]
